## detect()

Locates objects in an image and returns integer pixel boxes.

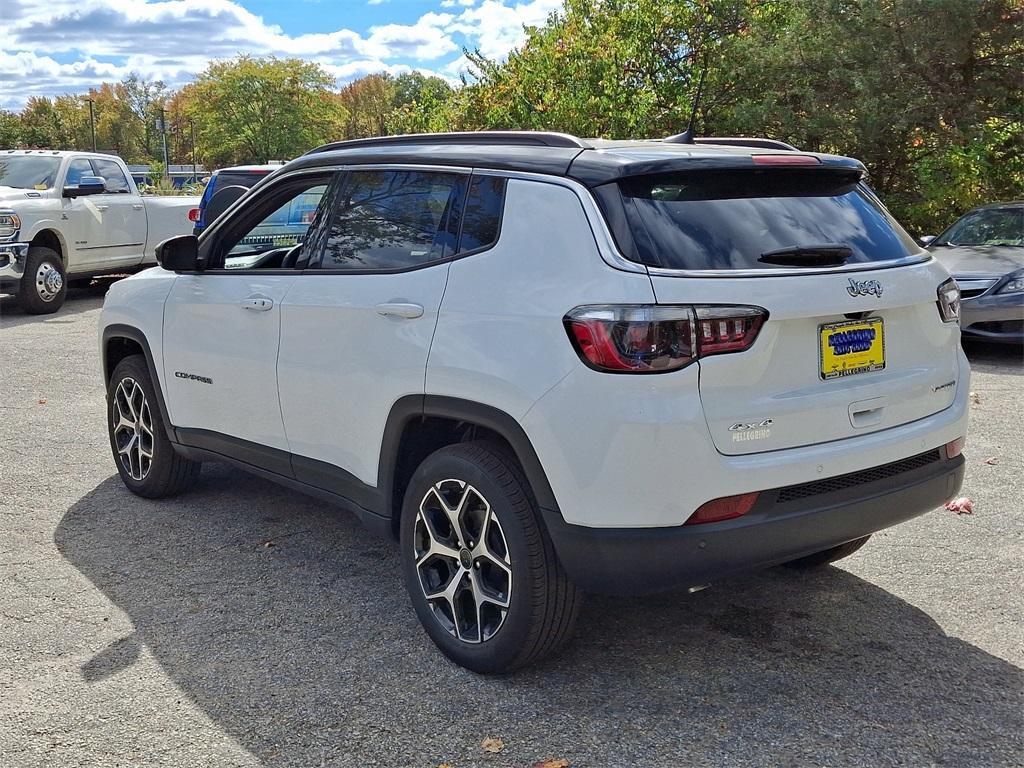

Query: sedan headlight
[997,276,1024,294]
[0,211,20,240]
[937,278,960,323]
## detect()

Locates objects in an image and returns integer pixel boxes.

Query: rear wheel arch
[102,324,176,443]
[380,396,560,538]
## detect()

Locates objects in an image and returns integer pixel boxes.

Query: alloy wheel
[35,261,63,302]
[413,479,512,643]
[112,377,155,481]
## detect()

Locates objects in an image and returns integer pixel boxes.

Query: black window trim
[198,168,340,272]
[193,163,511,277]
[306,165,508,276]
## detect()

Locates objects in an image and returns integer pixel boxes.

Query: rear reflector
[187,208,201,222]
[945,437,965,458]
[752,154,821,166]
[684,492,760,525]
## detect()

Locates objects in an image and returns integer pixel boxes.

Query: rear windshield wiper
[759,245,853,267]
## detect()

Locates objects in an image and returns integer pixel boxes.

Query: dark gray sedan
[924,201,1024,344]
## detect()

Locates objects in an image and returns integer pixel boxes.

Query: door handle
[375,302,424,319]
[132,203,144,210]
[241,295,274,311]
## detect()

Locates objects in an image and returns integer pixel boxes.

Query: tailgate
[651,261,961,455]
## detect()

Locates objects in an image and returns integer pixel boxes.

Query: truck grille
[777,449,943,503]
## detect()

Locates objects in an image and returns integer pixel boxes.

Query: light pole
[86,98,96,151]
[189,119,197,181]
[158,107,169,180]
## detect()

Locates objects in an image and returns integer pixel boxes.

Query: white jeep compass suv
[99,132,969,673]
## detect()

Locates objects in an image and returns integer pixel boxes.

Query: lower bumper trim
[542,452,965,595]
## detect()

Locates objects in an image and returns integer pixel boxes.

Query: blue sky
[1,0,564,110]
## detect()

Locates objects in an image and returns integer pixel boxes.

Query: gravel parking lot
[2,283,1022,768]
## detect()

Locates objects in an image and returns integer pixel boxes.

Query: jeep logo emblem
[847,278,883,297]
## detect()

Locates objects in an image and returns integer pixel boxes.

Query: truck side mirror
[63,176,106,198]
[156,234,201,272]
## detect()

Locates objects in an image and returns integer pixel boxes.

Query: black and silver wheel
[107,355,201,498]
[400,442,581,673]
[19,246,67,314]
[784,535,871,569]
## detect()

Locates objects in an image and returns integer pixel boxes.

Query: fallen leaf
[984,457,999,465]
[481,737,505,754]
[945,497,974,514]
[437,764,455,768]
[969,391,981,405]
[260,540,276,548]
[37,398,46,405]
[532,760,570,768]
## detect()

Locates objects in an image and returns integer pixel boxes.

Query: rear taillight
[937,278,960,323]
[564,304,766,374]
[187,207,201,223]
[684,492,760,525]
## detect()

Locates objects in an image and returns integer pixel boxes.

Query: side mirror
[918,235,936,247]
[156,234,201,272]
[63,175,106,198]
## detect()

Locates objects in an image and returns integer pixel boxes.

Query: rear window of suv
[608,169,919,270]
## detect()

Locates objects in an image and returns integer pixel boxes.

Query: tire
[107,355,201,498]
[19,246,67,314]
[400,441,582,673]
[784,535,871,569]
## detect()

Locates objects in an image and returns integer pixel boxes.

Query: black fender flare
[378,394,560,516]
[101,324,176,443]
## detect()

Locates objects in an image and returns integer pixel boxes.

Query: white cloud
[0,0,563,110]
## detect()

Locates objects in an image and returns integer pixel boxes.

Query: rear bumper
[544,449,964,595]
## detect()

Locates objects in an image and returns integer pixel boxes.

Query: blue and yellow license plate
[819,318,885,380]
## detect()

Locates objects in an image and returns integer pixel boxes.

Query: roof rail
[688,136,800,151]
[306,131,591,155]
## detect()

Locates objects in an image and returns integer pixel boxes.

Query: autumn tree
[178,56,348,166]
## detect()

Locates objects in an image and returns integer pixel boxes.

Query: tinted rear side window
[218,171,269,189]
[613,169,919,270]
[458,175,506,252]
[320,169,465,270]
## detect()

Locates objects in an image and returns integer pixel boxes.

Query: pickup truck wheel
[107,355,201,498]
[400,442,582,673]
[783,535,871,569]
[19,247,67,314]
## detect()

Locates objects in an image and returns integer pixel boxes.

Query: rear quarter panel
[141,196,201,263]
[426,177,656,419]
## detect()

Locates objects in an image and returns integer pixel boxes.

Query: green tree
[0,110,24,148]
[180,56,348,166]
[387,72,455,134]
[338,73,396,138]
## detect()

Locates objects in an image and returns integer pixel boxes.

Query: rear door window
[611,169,920,270]
[319,169,465,271]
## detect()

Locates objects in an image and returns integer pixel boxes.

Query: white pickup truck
[0,150,199,314]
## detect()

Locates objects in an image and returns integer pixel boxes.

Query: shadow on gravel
[963,339,1024,374]
[56,469,1023,767]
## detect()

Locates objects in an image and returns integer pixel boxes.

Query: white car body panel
[521,345,969,527]
[278,265,450,487]
[98,267,177,381]
[650,258,960,455]
[426,179,656,419]
[162,274,294,451]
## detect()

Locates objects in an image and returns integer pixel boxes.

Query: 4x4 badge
[847,277,883,297]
